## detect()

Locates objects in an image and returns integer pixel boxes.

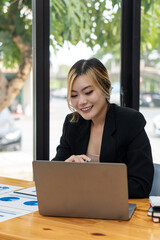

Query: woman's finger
[65,155,91,162]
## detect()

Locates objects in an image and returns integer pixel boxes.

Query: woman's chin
[80,114,92,121]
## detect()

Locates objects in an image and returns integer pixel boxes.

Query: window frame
[33,0,50,160]
[120,0,141,110]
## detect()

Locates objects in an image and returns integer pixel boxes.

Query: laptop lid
[33,161,136,220]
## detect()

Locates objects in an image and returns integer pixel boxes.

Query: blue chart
[23,201,38,206]
[0,186,9,190]
[0,197,20,202]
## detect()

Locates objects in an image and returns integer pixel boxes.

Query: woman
[52,58,154,198]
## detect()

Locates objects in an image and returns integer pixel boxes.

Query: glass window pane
[140,2,160,164]
[0,1,33,179]
[49,0,121,159]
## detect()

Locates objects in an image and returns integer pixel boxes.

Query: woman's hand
[65,155,91,162]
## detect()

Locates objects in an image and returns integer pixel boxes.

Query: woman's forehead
[72,74,95,88]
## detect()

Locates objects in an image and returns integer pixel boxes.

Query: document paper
[0,184,38,222]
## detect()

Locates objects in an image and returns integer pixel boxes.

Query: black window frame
[33,0,141,160]
[120,0,141,110]
[33,0,50,160]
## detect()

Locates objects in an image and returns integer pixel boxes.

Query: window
[49,0,121,159]
[0,1,33,180]
[140,2,160,164]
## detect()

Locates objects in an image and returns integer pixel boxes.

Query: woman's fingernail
[87,157,91,162]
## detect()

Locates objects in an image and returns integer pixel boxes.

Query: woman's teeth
[81,106,92,111]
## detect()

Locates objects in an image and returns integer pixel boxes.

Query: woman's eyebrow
[71,85,93,93]
[82,85,93,91]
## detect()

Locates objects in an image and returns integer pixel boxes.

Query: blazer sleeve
[126,111,154,198]
[51,114,72,161]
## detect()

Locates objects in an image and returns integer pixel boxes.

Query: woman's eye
[85,90,93,95]
[71,95,77,98]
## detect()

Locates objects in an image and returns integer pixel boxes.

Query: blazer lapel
[100,104,117,163]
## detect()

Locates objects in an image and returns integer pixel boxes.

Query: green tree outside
[0,0,160,112]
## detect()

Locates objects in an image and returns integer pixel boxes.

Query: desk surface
[0,177,159,240]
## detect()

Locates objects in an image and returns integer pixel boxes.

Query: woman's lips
[80,106,93,113]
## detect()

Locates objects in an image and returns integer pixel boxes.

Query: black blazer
[52,104,154,198]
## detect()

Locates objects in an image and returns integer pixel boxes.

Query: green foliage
[50,0,121,58]
[0,31,21,68]
[141,1,160,54]
[141,0,156,13]
[0,0,160,69]
[0,0,32,68]
[50,0,93,50]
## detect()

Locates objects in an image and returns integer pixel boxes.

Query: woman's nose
[79,95,87,105]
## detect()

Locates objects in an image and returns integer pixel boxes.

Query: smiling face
[67,58,111,122]
[70,75,108,123]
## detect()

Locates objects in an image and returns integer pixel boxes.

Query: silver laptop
[33,161,136,220]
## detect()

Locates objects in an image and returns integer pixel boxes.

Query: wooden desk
[0,177,159,240]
